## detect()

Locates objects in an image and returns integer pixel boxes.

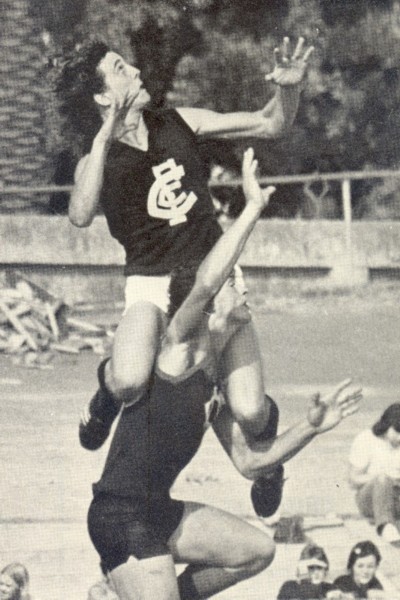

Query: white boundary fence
[0,170,400,285]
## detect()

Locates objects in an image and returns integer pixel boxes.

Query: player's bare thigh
[105,301,167,402]
[221,317,269,436]
[168,501,275,569]
[109,554,179,600]
[219,266,269,435]
[104,274,170,401]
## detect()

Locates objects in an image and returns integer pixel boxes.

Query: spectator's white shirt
[349,429,400,480]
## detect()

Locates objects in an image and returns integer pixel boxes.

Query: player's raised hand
[242,148,275,211]
[265,37,314,87]
[307,379,362,434]
[96,91,134,144]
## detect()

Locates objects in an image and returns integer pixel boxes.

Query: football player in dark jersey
[57,37,315,516]
[86,149,362,600]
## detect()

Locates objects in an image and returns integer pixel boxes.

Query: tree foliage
[21,0,400,217]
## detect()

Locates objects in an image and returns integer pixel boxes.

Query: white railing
[1,169,400,280]
[1,170,400,286]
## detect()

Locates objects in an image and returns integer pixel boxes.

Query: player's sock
[79,358,121,451]
[250,395,285,517]
[254,395,279,441]
[251,464,285,518]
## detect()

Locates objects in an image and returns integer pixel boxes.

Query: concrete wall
[1,215,399,303]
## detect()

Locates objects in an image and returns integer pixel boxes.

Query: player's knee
[229,536,275,581]
[108,359,152,401]
[244,533,275,573]
[252,535,276,571]
[235,404,268,436]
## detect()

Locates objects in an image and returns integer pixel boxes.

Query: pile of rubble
[0,273,114,369]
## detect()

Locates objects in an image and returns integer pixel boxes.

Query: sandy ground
[1,283,400,599]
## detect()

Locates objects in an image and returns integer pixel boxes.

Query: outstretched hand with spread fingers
[265,37,314,87]
[307,378,362,434]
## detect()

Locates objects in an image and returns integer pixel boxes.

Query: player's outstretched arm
[213,379,362,480]
[166,149,275,343]
[69,95,128,227]
[177,37,314,140]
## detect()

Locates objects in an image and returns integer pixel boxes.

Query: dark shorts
[88,493,185,572]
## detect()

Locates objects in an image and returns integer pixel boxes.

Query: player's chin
[130,88,151,108]
[138,88,151,105]
[232,305,252,323]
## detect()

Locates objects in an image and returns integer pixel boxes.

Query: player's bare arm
[177,37,314,139]
[213,379,362,480]
[165,148,275,346]
[69,94,132,227]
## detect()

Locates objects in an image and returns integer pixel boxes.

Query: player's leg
[213,395,285,519]
[168,501,275,599]
[220,320,268,436]
[88,496,180,600]
[107,300,167,402]
[109,555,180,600]
[79,275,170,450]
[79,301,166,450]
[218,267,285,517]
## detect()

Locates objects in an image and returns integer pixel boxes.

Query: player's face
[352,555,378,586]
[213,272,251,325]
[0,574,18,600]
[386,426,400,448]
[307,565,327,585]
[97,51,150,109]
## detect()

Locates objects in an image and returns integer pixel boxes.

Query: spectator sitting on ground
[348,403,400,545]
[333,541,383,599]
[0,563,31,600]
[277,543,339,599]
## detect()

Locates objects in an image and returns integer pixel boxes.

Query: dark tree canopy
[11,0,400,217]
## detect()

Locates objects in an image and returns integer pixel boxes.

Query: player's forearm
[195,202,261,294]
[214,406,317,480]
[239,419,317,479]
[69,137,109,227]
[259,85,301,137]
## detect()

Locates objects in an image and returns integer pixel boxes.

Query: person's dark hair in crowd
[348,403,400,545]
[333,540,383,599]
[372,403,400,437]
[277,543,336,599]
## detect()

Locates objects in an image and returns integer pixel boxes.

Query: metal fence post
[342,178,352,263]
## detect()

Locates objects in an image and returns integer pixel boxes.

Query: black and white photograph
[1,1,400,598]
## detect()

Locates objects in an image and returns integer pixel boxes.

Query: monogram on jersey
[148,158,198,226]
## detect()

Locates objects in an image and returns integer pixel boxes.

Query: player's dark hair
[54,40,109,153]
[347,540,381,572]
[372,402,400,437]
[168,262,200,319]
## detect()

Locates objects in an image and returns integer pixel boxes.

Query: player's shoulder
[144,107,196,136]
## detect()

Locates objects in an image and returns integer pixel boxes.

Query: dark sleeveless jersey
[93,363,214,500]
[101,109,222,276]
